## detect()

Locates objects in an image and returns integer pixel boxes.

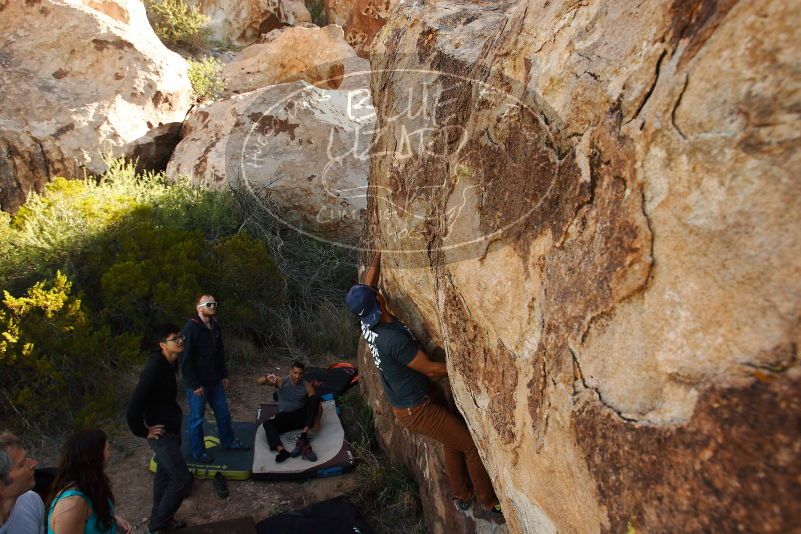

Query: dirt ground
[103,358,367,532]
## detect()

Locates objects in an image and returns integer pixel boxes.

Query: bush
[0,161,289,436]
[187,57,225,102]
[338,391,425,534]
[0,272,139,434]
[145,0,210,51]
[210,233,284,340]
[233,188,359,358]
[305,0,327,26]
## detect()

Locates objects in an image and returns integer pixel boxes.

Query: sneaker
[301,438,317,462]
[226,438,250,451]
[212,472,229,499]
[275,449,291,463]
[453,495,473,512]
[290,434,308,458]
[193,452,214,463]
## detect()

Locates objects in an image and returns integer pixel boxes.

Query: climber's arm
[363,251,382,288]
[407,350,448,379]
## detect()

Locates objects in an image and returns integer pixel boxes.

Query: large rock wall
[0,0,192,212]
[363,1,801,533]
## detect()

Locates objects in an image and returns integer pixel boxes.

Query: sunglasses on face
[198,302,217,309]
[165,334,185,344]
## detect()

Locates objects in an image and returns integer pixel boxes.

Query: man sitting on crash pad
[257,362,321,462]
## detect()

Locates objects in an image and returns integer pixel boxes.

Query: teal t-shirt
[361,320,429,408]
[47,489,116,534]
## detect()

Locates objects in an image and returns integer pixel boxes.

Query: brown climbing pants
[392,392,498,509]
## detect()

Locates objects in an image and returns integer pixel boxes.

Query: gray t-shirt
[278,377,309,413]
[361,320,429,408]
[0,490,45,534]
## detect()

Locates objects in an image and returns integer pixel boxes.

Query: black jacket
[180,316,228,389]
[126,352,183,438]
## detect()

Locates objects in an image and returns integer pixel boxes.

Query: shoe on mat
[291,433,308,458]
[193,452,214,463]
[213,472,229,499]
[453,495,473,512]
[226,438,250,451]
[301,438,317,462]
[275,449,291,462]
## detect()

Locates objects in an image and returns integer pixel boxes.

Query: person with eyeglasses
[126,324,192,533]
[181,294,249,463]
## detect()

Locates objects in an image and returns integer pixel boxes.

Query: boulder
[323,0,400,57]
[363,1,801,533]
[185,0,311,46]
[166,80,374,241]
[223,24,369,94]
[0,0,192,212]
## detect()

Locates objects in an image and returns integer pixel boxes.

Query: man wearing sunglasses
[181,294,249,463]
[126,323,192,533]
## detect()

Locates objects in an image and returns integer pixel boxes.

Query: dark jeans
[148,433,193,530]
[263,395,321,450]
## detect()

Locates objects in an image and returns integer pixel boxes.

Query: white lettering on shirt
[360,322,382,372]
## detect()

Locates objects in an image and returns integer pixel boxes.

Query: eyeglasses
[198,302,217,309]
[165,334,185,344]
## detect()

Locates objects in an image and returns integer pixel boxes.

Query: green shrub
[187,57,225,103]
[145,0,210,50]
[0,272,139,434]
[305,0,327,26]
[338,391,425,534]
[0,161,289,436]
[210,232,284,340]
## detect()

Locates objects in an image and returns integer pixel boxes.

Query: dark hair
[291,361,305,371]
[153,323,181,347]
[48,429,114,531]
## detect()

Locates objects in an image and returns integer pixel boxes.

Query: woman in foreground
[47,429,131,534]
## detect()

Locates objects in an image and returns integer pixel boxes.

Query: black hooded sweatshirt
[180,316,229,389]
[126,352,182,437]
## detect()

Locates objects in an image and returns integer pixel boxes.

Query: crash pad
[181,517,256,534]
[149,417,256,480]
[252,400,355,481]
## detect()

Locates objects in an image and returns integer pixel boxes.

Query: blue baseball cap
[345,284,381,328]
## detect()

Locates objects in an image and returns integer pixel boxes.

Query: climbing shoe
[290,433,307,458]
[453,495,473,512]
[300,435,317,462]
[275,449,291,462]
[226,438,250,451]
[212,472,229,499]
